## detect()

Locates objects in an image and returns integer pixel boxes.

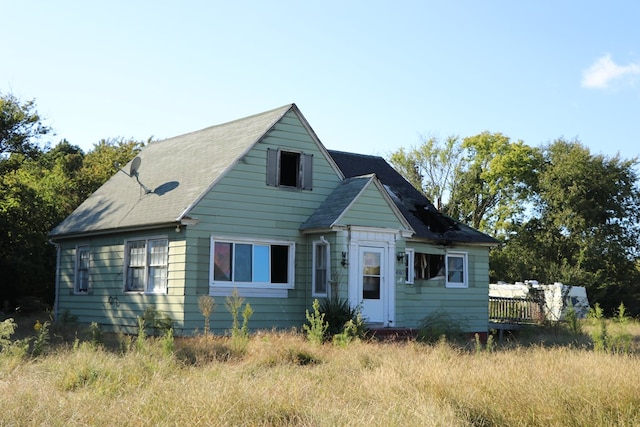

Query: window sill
[210,286,288,298]
[124,290,168,295]
[445,283,469,289]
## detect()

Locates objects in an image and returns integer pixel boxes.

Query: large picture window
[74,246,90,294]
[211,237,295,288]
[124,238,169,293]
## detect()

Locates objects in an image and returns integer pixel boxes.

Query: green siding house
[50,104,497,336]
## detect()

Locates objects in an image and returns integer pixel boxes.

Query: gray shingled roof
[51,104,295,238]
[328,150,498,245]
[300,175,373,230]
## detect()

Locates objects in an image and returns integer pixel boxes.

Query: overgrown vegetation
[417,310,467,343]
[1,312,640,426]
[224,289,253,355]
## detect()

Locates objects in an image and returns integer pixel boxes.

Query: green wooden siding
[181,110,342,334]
[55,230,186,334]
[54,107,492,336]
[338,183,406,230]
[395,244,490,332]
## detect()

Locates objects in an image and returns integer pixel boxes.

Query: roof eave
[49,221,179,241]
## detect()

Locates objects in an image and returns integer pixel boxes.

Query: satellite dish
[129,157,142,177]
[115,156,152,194]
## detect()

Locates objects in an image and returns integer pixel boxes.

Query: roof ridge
[153,103,295,144]
[328,149,384,159]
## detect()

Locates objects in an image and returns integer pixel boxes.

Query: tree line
[0,92,142,311]
[2,92,639,316]
[390,132,640,315]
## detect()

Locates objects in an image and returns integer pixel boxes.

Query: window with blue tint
[210,238,294,287]
[253,245,270,282]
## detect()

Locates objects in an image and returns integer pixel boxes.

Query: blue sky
[2,1,639,161]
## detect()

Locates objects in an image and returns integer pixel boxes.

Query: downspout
[319,236,331,299]
[49,239,61,321]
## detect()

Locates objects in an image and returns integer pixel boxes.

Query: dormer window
[266,148,313,190]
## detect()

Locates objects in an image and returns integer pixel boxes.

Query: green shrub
[142,306,173,336]
[589,303,608,352]
[136,316,147,352]
[161,328,174,356]
[225,289,253,355]
[417,310,466,343]
[304,299,328,344]
[88,322,103,347]
[198,295,216,335]
[319,298,356,335]
[31,320,50,357]
[0,318,17,350]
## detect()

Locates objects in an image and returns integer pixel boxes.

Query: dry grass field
[1,313,640,426]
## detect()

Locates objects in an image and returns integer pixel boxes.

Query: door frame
[347,227,397,327]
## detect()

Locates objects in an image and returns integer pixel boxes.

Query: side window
[74,246,90,294]
[313,241,330,297]
[125,238,169,293]
[266,148,313,190]
[404,248,415,284]
[414,253,445,280]
[445,252,468,288]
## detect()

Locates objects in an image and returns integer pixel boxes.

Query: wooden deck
[489,295,545,340]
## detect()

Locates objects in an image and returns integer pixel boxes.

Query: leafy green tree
[0,150,62,305]
[450,132,542,234]
[0,135,141,308]
[0,93,51,157]
[389,132,541,235]
[491,139,640,314]
[76,138,143,200]
[388,135,462,210]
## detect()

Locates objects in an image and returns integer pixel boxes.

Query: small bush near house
[303,299,328,344]
[416,310,467,343]
[318,297,368,340]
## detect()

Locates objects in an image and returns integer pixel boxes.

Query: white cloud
[581,54,640,89]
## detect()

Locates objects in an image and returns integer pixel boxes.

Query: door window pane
[362,251,381,300]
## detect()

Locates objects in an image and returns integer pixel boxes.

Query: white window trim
[404,248,415,284]
[445,251,468,288]
[123,236,169,294]
[312,240,330,297]
[209,236,295,291]
[74,245,90,295]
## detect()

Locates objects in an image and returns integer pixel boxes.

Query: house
[50,104,498,336]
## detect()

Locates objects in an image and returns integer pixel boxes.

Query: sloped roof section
[327,150,498,245]
[301,175,373,230]
[51,104,295,238]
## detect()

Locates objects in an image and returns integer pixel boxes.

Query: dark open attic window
[266,148,313,190]
[279,151,300,187]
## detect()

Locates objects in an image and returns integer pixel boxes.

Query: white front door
[358,246,385,323]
